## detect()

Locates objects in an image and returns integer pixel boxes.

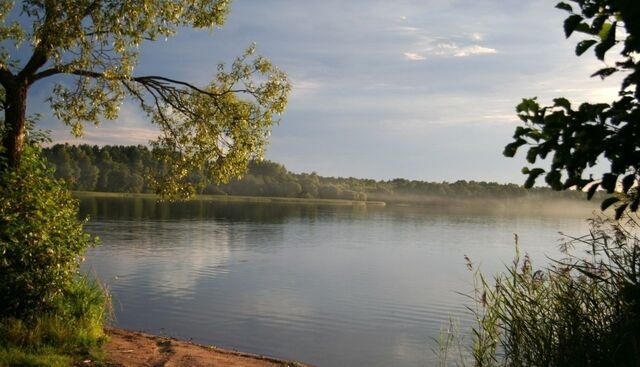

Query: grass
[72,190,387,206]
[0,276,111,367]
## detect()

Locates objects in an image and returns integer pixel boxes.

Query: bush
[0,276,110,366]
[0,144,98,318]
[0,143,109,366]
[463,216,640,367]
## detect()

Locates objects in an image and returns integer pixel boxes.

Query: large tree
[0,0,290,197]
[505,0,640,218]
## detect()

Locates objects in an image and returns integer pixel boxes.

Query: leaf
[545,170,562,191]
[526,147,539,164]
[575,39,597,56]
[555,2,573,12]
[553,97,572,110]
[514,126,532,137]
[622,174,635,194]
[563,176,579,189]
[615,203,628,219]
[595,22,616,60]
[582,3,599,18]
[587,182,599,200]
[591,67,617,79]
[591,14,608,35]
[516,98,539,114]
[524,168,545,189]
[601,196,619,211]
[598,22,613,40]
[503,139,526,157]
[601,173,617,193]
[564,14,584,37]
[574,23,594,35]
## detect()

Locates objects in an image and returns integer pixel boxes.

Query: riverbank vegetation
[44,144,589,205]
[0,145,110,366]
[441,216,640,367]
[443,1,640,365]
[0,0,289,365]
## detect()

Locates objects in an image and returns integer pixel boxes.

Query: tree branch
[0,67,15,90]
[19,47,48,84]
[32,68,250,97]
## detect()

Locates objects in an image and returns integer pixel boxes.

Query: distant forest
[43,144,587,204]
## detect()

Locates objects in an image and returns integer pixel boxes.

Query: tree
[504,0,640,218]
[47,143,79,185]
[76,152,99,191]
[0,0,290,197]
[0,144,97,318]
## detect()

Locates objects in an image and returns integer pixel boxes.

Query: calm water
[81,197,592,367]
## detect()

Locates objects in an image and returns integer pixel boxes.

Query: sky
[33,0,620,184]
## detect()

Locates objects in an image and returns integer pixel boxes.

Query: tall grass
[448,215,640,367]
[0,276,111,367]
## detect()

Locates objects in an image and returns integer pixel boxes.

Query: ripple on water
[82,199,588,367]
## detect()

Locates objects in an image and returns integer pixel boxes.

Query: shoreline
[104,328,312,367]
[73,190,387,207]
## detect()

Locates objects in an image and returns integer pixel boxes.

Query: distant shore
[72,190,603,218]
[104,328,311,367]
[72,190,387,207]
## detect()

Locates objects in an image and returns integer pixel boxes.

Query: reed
[451,215,640,367]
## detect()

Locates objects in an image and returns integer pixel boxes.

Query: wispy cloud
[49,102,158,146]
[403,52,425,61]
[393,24,496,60]
[403,43,496,60]
[454,45,497,57]
[468,32,483,41]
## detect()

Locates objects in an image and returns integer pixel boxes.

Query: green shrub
[0,144,98,318]
[0,276,110,366]
[464,216,640,367]
[0,142,109,365]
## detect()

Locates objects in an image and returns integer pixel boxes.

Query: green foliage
[43,144,592,204]
[506,1,640,219]
[0,145,97,318]
[0,276,110,366]
[466,217,640,367]
[0,1,290,198]
[146,45,290,198]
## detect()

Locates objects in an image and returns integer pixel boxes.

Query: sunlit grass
[0,277,111,367]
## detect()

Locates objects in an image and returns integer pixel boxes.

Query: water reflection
[81,197,590,367]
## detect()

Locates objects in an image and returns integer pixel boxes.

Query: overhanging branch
[32,68,250,98]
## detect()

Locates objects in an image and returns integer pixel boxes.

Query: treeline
[43,144,586,203]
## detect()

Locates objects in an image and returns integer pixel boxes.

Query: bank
[103,328,311,367]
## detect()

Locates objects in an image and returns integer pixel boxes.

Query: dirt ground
[102,328,311,367]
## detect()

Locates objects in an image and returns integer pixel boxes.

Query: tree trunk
[2,83,28,169]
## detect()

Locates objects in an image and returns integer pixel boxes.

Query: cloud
[49,102,159,146]
[392,24,496,59]
[454,45,497,57]
[289,77,324,100]
[404,43,497,59]
[394,26,421,34]
[468,32,483,41]
[403,52,425,61]
[482,114,518,124]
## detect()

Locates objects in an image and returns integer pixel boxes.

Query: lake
[80,196,593,367]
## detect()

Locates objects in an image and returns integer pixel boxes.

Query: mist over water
[81,197,593,367]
